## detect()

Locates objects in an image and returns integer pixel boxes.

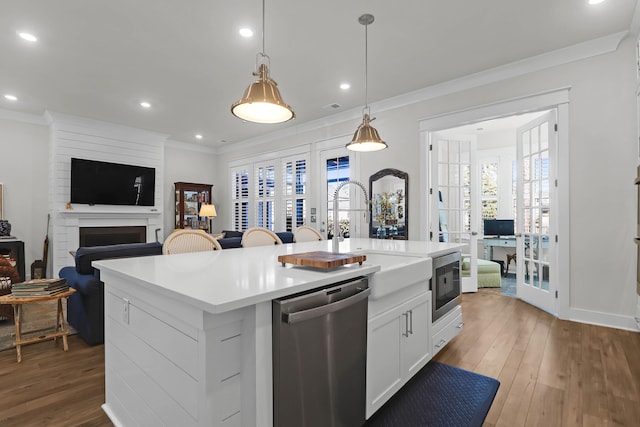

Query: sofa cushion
[75,242,163,274]
[275,232,294,244]
[218,237,243,249]
[221,230,244,238]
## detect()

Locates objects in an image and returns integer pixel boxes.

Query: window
[230,151,309,232]
[255,162,276,230]
[326,156,350,239]
[231,166,250,231]
[481,162,498,223]
[282,156,307,231]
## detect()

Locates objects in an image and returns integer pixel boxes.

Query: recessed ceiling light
[195,134,203,140]
[588,0,606,4]
[4,94,18,101]
[17,31,38,42]
[239,28,253,38]
[139,101,151,109]
[340,83,351,90]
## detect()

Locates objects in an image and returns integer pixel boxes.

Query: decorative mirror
[369,168,408,239]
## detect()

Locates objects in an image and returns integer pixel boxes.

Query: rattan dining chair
[162,229,222,254]
[241,227,283,248]
[294,226,324,242]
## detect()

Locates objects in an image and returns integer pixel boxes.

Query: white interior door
[430,134,479,292]
[516,111,557,313]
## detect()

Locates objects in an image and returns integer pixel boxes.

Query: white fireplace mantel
[52,208,163,276]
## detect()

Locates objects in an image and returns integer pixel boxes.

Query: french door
[516,111,557,313]
[319,147,350,239]
[430,134,479,292]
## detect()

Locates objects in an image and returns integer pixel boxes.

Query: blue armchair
[58,242,163,345]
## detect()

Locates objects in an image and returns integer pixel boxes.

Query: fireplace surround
[52,210,162,278]
[79,226,146,247]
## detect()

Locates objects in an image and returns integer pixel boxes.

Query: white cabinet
[431,304,463,356]
[103,273,259,427]
[366,291,431,418]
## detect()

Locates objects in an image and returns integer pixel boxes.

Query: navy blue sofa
[58,231,294,345]
[58,242,163,345]
[218,230,294,249]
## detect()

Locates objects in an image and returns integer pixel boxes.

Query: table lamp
[199,204,217,233]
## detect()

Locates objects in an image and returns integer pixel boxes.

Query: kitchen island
[94,238,463,426]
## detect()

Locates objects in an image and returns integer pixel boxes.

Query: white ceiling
[0,0,637,148]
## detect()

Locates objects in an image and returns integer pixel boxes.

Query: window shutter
[231,165,251,231]
[254,162,277,230]
[281,155,308,232]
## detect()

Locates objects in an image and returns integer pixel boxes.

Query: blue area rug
[365,361,500,427]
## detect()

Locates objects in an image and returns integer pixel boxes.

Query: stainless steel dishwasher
[272,276,370,427]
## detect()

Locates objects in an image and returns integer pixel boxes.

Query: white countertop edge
[93,238,464,314]
[98,261,380,314]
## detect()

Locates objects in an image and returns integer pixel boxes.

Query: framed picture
[0,183,3,219]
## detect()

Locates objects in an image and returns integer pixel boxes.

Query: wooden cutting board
[278,251,366,269]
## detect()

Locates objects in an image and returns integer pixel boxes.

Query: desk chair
[505,253,517,277]
[163,229,222,254]
[294,226,324,242]
[241,227,283,247]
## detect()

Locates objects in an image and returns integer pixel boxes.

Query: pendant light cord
[262,0,266,55]
[364,21,368,113]
[358,14,374,116]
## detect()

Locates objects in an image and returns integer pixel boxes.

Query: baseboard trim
[567,307,639,332]
[101,403,124,427]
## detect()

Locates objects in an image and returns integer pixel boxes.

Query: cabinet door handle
[408,310,413,335]
[457,322,464,329]
[403,312,410,337]
[435,339,447,348]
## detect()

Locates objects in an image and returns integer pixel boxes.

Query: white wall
[0,117,217,277]
[215,36,638,329]
[163,142,217,238]
[0,118,49,277]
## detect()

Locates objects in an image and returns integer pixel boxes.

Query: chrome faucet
[332,180,370,253]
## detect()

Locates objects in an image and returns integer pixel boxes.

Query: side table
[0,288,76,362]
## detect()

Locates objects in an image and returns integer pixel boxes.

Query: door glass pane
[540,122,549,151]
[326,156,350,239]
[531,126,539,154]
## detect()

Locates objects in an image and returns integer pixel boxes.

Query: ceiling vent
[322,103,342,110]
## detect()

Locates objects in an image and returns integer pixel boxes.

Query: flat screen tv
[484,219,515,237]
[70,158,156,206]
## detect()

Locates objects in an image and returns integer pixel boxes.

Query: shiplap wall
[47,112,168,275]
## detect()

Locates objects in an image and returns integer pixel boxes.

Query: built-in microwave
[430,251,462,322]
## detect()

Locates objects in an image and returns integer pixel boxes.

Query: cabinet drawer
[432,309,463,356]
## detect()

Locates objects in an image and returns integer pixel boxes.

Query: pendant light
[231,0,295,124]
[346,14,387,152]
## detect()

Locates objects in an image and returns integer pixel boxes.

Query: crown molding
[631,0,640,37]
[44,111,169,143]
[222,31,628,154]
[0,108,48,126]
[166,138,217,154]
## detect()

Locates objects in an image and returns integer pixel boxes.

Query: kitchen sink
[358,251,432,300]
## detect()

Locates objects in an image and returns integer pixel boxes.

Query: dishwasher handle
[283,288,370,324]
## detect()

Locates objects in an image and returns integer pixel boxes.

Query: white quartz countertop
[93,238,464,314]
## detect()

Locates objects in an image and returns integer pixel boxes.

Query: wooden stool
[505,253,516,277]
[0,288,76,362]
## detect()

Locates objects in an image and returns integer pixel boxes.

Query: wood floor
[434,289,640,427]
[0,289,638,426]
